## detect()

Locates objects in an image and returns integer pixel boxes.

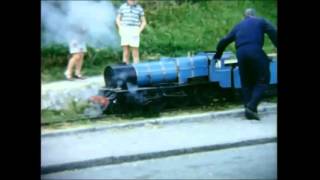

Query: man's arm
[263,19,277,48]
[214,26,237,59]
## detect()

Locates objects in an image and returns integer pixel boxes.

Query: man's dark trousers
[236,44,270,112]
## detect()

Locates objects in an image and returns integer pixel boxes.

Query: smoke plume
[41,0,120,48]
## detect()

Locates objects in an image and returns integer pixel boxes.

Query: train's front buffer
[84,64,137,117]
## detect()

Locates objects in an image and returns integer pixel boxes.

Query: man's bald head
[244,8,256,17]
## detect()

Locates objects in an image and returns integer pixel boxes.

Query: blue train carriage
[207,51,277,89]
[94,51,277,114]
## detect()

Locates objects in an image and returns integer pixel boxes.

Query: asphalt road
[42,111,276,168]
[42,142,277,179]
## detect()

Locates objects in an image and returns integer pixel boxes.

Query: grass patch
[41,96,276,131]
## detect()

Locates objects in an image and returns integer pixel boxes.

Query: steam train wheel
[144,99,167,113]
[185,85,212,106]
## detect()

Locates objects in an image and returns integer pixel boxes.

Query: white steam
[41,0,120,48]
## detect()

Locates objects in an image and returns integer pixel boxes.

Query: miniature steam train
[87,51,277,117]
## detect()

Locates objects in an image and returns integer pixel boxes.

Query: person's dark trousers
[236,45,270,112]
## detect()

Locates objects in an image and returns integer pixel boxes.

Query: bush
[41,45,122,69]
[139,0,277,55]
[41,0,277,82]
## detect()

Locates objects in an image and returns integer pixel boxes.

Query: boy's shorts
[119,26,140,48]
[69,40,87,54]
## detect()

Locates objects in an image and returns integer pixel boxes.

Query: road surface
[43,142,277,179]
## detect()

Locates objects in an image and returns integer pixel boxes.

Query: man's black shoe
[245,107,260,120]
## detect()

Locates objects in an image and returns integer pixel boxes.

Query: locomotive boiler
[86,51,277,117]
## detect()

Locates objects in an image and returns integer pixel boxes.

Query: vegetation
[42,95,277,130]
[41,0,277,82]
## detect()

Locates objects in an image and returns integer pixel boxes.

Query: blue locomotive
[87,51,277,116]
